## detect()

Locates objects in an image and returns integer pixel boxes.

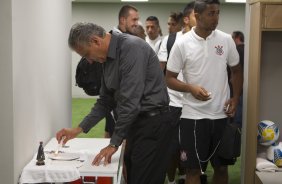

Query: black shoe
[200,174,207,184]
[178,178,185,184]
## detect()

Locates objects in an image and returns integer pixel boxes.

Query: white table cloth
[20,138,124,184]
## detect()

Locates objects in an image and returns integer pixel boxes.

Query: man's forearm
[231,65,243,99]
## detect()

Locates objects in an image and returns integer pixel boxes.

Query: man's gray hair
[68,22,106,49]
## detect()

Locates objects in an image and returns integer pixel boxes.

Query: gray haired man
[57,22,177,184]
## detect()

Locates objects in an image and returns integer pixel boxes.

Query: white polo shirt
[158,31,184,62]
[158,34,170,62]
[146,35,162,54]
[158,31,186,108]
[167,28,239,119]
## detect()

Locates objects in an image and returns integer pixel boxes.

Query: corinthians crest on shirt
[215,45,224,55]
[180,150,188,161]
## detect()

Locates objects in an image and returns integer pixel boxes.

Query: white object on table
[54,137,64,156]
[48,152,80,161]
[20,138,124,184]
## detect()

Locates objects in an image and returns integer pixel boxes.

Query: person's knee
[213,165,228,175]
[187,169,201,177]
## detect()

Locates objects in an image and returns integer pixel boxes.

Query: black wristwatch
[109,143,119,148]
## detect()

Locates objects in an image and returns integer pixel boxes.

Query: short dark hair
[118,5,138,19]
[183,1,195,17]
[194,0,220,14]
[68,22,106,49]
[233,31,244,42]
[170,12,183,25]
[146,16,160,26]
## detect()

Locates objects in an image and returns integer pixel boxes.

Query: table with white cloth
[20,138,124,184]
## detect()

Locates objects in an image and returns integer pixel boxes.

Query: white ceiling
[73,0,231,3]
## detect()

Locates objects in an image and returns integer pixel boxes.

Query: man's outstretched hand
[56,127,82,145]
[92,145,118,166]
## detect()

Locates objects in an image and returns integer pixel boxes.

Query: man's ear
[90,35,101,46]
[120,17,126,25]
[183,16,189,25]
